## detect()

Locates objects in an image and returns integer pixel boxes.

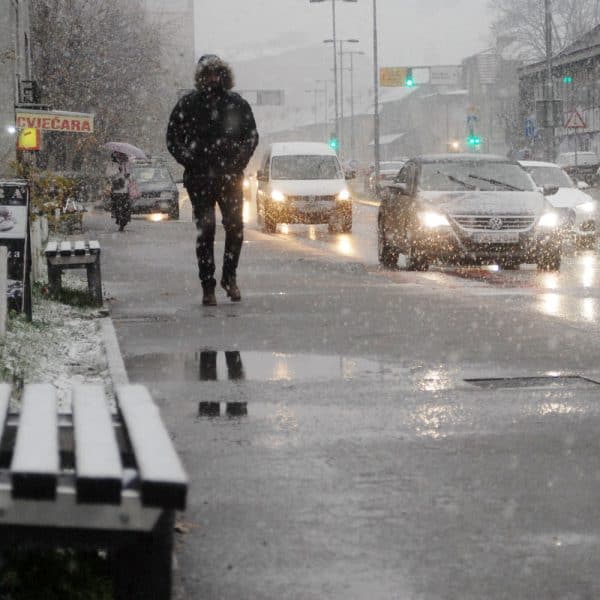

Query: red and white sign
[15,109,94,133]
[564,110,586,129]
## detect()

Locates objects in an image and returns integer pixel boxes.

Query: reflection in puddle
[126,350,453,388]
[539,292,562,317]
[336,234,354,256]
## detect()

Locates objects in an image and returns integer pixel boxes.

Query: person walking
[166,54,259,305]
[106,152,131,231]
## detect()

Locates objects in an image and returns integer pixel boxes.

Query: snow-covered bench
[0,383,188,599]
[44,239,103,305]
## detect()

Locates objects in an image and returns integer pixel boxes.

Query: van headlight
[337,189,351,201]
[243,178,250,189]
[419,211,450,228]
[538,211,559,228]
[271,190,286,202]
[576,200,596,214]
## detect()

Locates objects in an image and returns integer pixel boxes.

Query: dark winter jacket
[166,57,258,184]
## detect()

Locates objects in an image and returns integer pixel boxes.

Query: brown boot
[221,278,241,302]
[202,285,217,306]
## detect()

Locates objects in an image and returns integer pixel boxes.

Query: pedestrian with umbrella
[166,54,259,305]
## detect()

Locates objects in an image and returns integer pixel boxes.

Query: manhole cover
[464,375,600,389]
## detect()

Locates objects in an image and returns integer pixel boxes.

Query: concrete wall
[0,0,31,176]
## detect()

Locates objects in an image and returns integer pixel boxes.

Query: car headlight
[419,211,450,228]
[337,189,351,201]
[271,190,286,202]
[243,178,250,189]
[538,211,559,228]
[576,200,596,214]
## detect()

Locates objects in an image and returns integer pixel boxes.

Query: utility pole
[337,39,358,155]
[342,50,365,160]
[544,0,555,162]
[372,0,380,196]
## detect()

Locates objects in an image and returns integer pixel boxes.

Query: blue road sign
[524,118,536,139]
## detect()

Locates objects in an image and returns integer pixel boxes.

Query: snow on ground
[0,274,112,411]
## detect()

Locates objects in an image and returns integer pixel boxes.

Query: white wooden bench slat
[44,241,58,256]
[88,240,101,254]
[73,385,123,504]
[59,241,72,256]
[0,384,11,446]
[11,384,59,499]
[117,385,188,510]
[73,240,86,255]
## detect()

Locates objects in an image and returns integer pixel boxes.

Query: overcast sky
[194,0,495,66]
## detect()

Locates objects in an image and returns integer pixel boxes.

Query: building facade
[0,0,32,175]
[519,26,600,160]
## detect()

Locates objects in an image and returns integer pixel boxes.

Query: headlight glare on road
[271,190,286,202]
[576,200,596,213]
[419,211,450,228]
[538,211,559,228]
[337,189,351,201]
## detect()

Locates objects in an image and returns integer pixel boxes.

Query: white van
[255,141,352,233]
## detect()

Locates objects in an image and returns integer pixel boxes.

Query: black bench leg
[86,259,103,306]
[47,263,62,298]
[113,510,175,600]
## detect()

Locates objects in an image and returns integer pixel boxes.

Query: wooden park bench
[0,383,188,600]
[44,239,103,305]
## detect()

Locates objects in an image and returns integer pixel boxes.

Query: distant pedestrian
[105,152,131,231]
[166,54,259,305]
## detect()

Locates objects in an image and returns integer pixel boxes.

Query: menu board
[0,181,31,316]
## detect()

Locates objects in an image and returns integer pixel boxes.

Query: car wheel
[498,259,520,270]
[537,250,561,271]
[377,217,399,269]
[406,244,430,271]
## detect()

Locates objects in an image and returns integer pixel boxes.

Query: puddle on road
[125,350,422,384]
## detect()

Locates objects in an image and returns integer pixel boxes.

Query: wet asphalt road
[87,193,600,599]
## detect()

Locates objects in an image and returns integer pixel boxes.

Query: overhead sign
[564,110,586,129]
[380,67,408,87]
[429,66,461,86]
[17,128,41,151]
[15,109,94,133]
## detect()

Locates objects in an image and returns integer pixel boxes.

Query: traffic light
[405,68,415,88]
[467,129,481,148]
[563,75,573,84]
[328,135,339,151]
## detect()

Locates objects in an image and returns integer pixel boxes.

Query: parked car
[520,160,597,248]
[367,160,406,197]
[377,154,563,271]
[557,151,600,186]
[129,160,179,220]
[255,141,352,233]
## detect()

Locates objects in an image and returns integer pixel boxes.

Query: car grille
[451,215,535,231]
[288,195,336,202]
[141,191,162,198]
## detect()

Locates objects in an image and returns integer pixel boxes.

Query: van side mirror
[256,169,265,181]
[577,180,590,190]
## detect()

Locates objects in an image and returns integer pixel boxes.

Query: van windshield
[271,155,343,180]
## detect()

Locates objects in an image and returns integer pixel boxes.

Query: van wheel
[377,220,399,269]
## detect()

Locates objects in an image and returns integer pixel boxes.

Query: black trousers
[187,175,244,289]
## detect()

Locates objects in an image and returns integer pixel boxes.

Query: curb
[100,317,129,385]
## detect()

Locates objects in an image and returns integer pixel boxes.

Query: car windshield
[526,166,574,189]
[271,155,343,180]
[420,161,536,192]
[132,166,172,182]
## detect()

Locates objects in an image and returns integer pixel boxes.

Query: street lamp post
[305,88,326,125]
[372,0,380,196]
[544,0,555,162]
[342,50,365,161]
[310,0,357,149]
[316,78,334,131]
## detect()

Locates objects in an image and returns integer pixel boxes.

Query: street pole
[332,0,339,146]
[340,41,345,154]
[350,52,356,160]
[372,0,380,195]
[545,0,555,162]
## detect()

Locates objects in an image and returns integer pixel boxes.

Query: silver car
[377,154,563,271]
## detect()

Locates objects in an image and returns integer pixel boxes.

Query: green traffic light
[328,138,339,151]
[563,75,573,84]
[405,68,415,88]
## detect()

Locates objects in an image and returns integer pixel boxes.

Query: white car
[520,160,597,248]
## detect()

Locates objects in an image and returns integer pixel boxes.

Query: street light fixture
[324,38,359,154]
[310,0,358,150]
